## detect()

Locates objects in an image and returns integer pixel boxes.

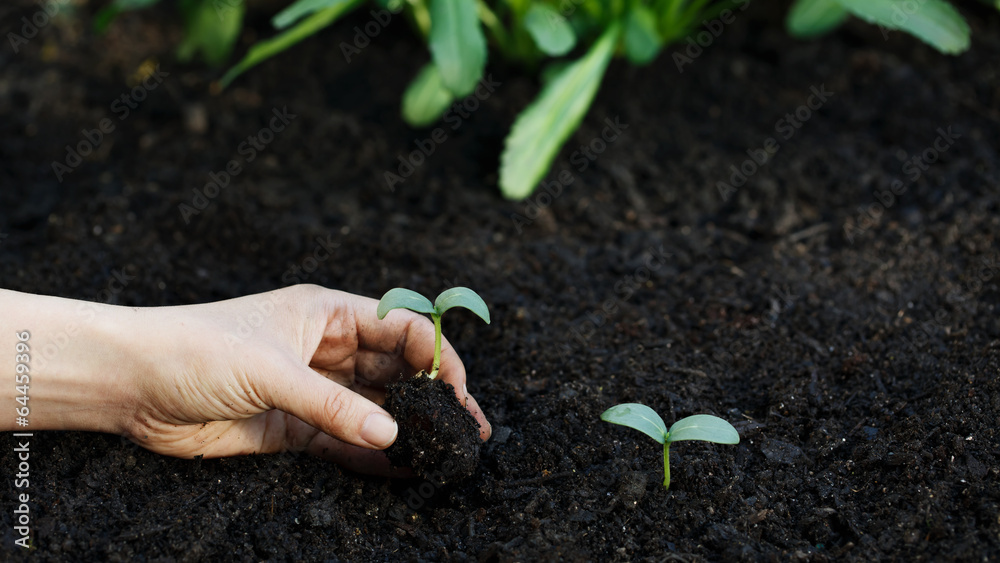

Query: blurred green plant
[100,0,976,200]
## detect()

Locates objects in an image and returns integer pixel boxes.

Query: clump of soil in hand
[382,373,481,484]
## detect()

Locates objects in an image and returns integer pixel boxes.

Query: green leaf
[786,0,850,37]
[377,288,435,319]
[832,0,970,54]
[177,0,245,66]
[667,415,740,444]
[624,5,661,65]
[428,0,488,96]
[402,63,456,127]
[273,0,353,30]
[601,403,668,444]
[433,287,490,323]
[498,22,620,200]
[220,0,363,88]
[524,4,577,56]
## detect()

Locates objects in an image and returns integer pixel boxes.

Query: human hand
[0,286,490,476]
[124,284,492,474]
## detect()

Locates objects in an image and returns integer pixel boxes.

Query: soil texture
[1,0,1000,561]
[383,373,482,484]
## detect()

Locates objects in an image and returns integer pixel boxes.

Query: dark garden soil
[2,0,1000,560]
[383,374,482,484]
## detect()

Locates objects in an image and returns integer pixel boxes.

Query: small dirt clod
[382,372,481,484]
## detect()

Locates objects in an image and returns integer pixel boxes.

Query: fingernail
[361,412,398,448]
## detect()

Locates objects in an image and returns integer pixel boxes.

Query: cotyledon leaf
[433,287,490,323]
[377,288,435,319]
[601,403,669,444]
[667,414,740,444]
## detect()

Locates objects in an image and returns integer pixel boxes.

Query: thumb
[263,358,399,450]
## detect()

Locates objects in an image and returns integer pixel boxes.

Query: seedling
[601,403,739,490]
[376,287,490,379]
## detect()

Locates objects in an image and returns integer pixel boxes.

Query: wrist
[2,290,141,435]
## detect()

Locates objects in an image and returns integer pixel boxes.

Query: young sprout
[601,403,739,490]
[377,287,490,379]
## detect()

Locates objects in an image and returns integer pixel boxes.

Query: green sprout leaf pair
[601,403,739,490]
[377,287,490,379]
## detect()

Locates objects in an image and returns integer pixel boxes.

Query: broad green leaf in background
[624,4,661,65]
[833,0,970,54]
[377,288,436,318]
[524,4,577,56]
[402,63,456,127]
[94,0,161,32]
[667,414,741,444]
[434,287,491,323]
[178,0,245,66]
[786,0,850,37]
[220,0,363,87]
[273,0,353,29]
[428,0,488,96]
[498,23,620,200]
[601,403,669,444]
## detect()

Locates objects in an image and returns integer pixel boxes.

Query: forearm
[1,289,139,434]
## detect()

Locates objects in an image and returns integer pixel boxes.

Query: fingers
[281,414,413,477]
[305,289,492,441]
[304,432,414,478]
[437,376,492,441]
[264,356,399,450]
[352,348,415,384]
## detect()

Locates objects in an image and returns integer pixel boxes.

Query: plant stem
[478,0,513,57]
[429,312,442,379]
[663,442,671,489]
[409,0,431,39]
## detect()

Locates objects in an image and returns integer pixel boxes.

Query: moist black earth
[2,0,1000,561]
[382,373,482,484]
